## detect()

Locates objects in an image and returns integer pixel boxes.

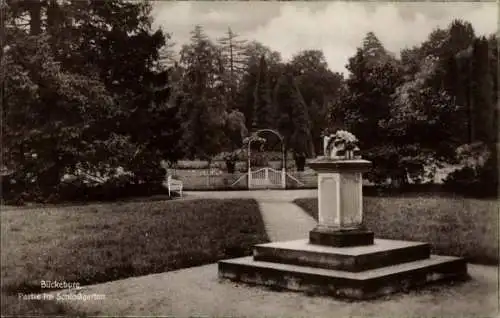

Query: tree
[411,20,475,146]
[413,20,494,149]
[340,32,405,185]
[383,56,458,184]
[441,20,476,145]
[220,109,248,173]
[252,55,274,129]
[238,41,283,130]
[289,49,343,156]
[487,34,498,144]
[488,34,498,109]
[273,65,313,170]
[2,0,177,201]
[177,25,227,162]
[290,80,314,171]
[2,33,117,198]
[77,0,175,184]
[343,33,402,150]
[217,27,247,110]
[469,36,495,143]
[387,20,497,189]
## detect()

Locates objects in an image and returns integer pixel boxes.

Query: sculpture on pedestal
[322,130,361,160]
[310,131,373,247]
[219,127,469,300]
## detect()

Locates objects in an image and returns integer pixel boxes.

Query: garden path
[183,190,317,241]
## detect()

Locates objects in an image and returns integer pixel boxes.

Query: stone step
[218,255,468,300]
[253,239,431,272]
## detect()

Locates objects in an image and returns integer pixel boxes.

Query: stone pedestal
[308,158,373,247]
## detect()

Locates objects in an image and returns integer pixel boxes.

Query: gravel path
[183,189,317,201]
[184,190,318,241]
[54,263,499,317]
[257,201,316,241]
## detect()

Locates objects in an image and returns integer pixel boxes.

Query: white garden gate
[248,167,286,189]
[230,128,288,189]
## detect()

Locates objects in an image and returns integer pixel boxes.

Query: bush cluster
[444,147,498,197]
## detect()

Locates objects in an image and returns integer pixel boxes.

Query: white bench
[163,175,183,197]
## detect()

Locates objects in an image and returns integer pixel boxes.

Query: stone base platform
[254,239,431,272]
[218,239,468,300]
[309,227,375,247]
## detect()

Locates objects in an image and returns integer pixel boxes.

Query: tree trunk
[226,160,235,173]
[0,1,5,62]
[295,154,306,172]
[28,0,43,36]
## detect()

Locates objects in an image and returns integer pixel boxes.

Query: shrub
[444,145,498,197]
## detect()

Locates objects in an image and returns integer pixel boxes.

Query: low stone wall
[165,167,451,191]
[286,171,318,189]
[167,170,248,190]
[167,169,318,190]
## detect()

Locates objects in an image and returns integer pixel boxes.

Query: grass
[294,196,499,265]
[1,198,269,316]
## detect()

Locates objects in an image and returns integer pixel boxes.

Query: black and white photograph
[1,0,498,317]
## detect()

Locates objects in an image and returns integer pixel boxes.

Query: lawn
[1,198,269,316]
[294,196,499,265]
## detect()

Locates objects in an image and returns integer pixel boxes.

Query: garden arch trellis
[246,129,286,189]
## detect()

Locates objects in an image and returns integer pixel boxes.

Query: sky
[151,1,498,75]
